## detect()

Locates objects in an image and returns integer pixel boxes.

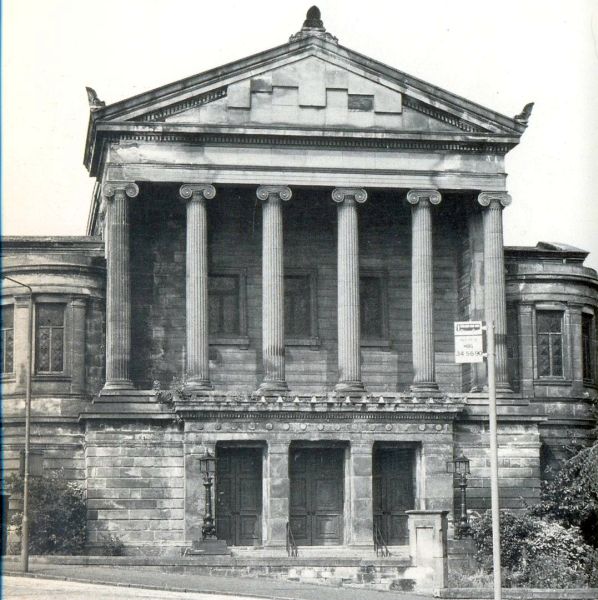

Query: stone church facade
[2,8,597,573]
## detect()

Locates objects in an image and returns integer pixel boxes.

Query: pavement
[2,563,436,600]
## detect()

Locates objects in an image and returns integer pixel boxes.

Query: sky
[3,0,598,269]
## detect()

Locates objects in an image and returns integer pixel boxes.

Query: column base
[185,378,213,392]
[410,382,439,393]
[257,380,288,394]
[482,383,513,394]
[101,380,135,393]
[335,381,365,393]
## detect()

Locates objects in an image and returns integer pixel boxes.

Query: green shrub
[6,470,86,555]
[533,443,598,547]
[469,510,594,588]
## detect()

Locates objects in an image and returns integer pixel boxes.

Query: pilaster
[264,441,290,547]
[407,189,441,391]
[333,187,367,392]
[70,296,87,395]
[102,181,138,392]
[349,441,374,547]
[180,184,216,391]
[257,186,292,393]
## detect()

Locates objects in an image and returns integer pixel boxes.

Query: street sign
[454,321,484,363]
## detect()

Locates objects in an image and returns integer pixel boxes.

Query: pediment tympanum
[133,56,475,134]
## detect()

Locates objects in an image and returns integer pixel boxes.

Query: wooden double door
[215,447,262,546]
[373,446,416,546]
[289,447,344,546]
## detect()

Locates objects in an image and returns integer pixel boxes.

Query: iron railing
[373,521,391,557]
[286,522,298,557]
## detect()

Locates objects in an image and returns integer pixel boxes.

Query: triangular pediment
[95,38,523,136]
[126,55,484,134]
[85,32,526,172]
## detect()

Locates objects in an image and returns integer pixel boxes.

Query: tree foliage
[6,469,87,555]
[532,443,598,547]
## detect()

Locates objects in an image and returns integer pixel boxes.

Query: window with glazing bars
[537,310,563,377]
[285,274,311,338]
[360,276,385,339]
[208,275,240,336]
[35,304,65,373]
[582,313,594,381]
[1,305,14,374]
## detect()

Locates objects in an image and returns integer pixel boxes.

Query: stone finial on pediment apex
[289,6,338,43]
[406,189,442,206]
[256,186,292,202]
[102,181,139,199]
[478,191,512,208]
[332,188,367,204]
[179,184,217,201]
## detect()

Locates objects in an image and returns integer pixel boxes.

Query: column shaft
[408,190,441,391]
[180,184,216,391]
[479,192,511,390]
[257,186,291,393]
[103,182,138,391]
[333,188,367,392]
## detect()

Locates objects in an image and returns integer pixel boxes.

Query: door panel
[216,447,262,546]
[373,447,416,546]
[289,447,344,545]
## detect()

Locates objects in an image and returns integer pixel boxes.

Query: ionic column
[179,184,216,391]
[333,188,367,392]
[102,181,138,391]
[257,186,292,393]
[407,189,441,391]
[478,192,512,390]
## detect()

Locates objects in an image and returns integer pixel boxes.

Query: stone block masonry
[85,422,185,555]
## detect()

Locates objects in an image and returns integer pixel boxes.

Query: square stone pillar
[264,441,290,547]
[13,295,32,393]
[405,510,449,590]
[349,441,374,547]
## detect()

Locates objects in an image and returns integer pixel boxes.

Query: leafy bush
[532,443,598,547]
[469,510,594,588]
[6,469,86,555]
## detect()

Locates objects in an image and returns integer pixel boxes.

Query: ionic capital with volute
[332,188,367,205]
[179,184,216,202]
[477,191,512,209]
[406,189,441,207]
[256,186,292,203]
[103,181,139,199]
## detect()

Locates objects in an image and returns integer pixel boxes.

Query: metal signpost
[454,320,502,600]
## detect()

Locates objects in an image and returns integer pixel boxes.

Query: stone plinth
[405,510,448,591]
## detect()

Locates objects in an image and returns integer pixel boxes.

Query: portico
[100,181,513,396]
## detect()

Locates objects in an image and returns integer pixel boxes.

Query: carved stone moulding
[102,181,139,199]
[179,183,217,201]
[406,189,441,206]
[256,185,292,202]
[332,187,367,204]
[477,191,512,208]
